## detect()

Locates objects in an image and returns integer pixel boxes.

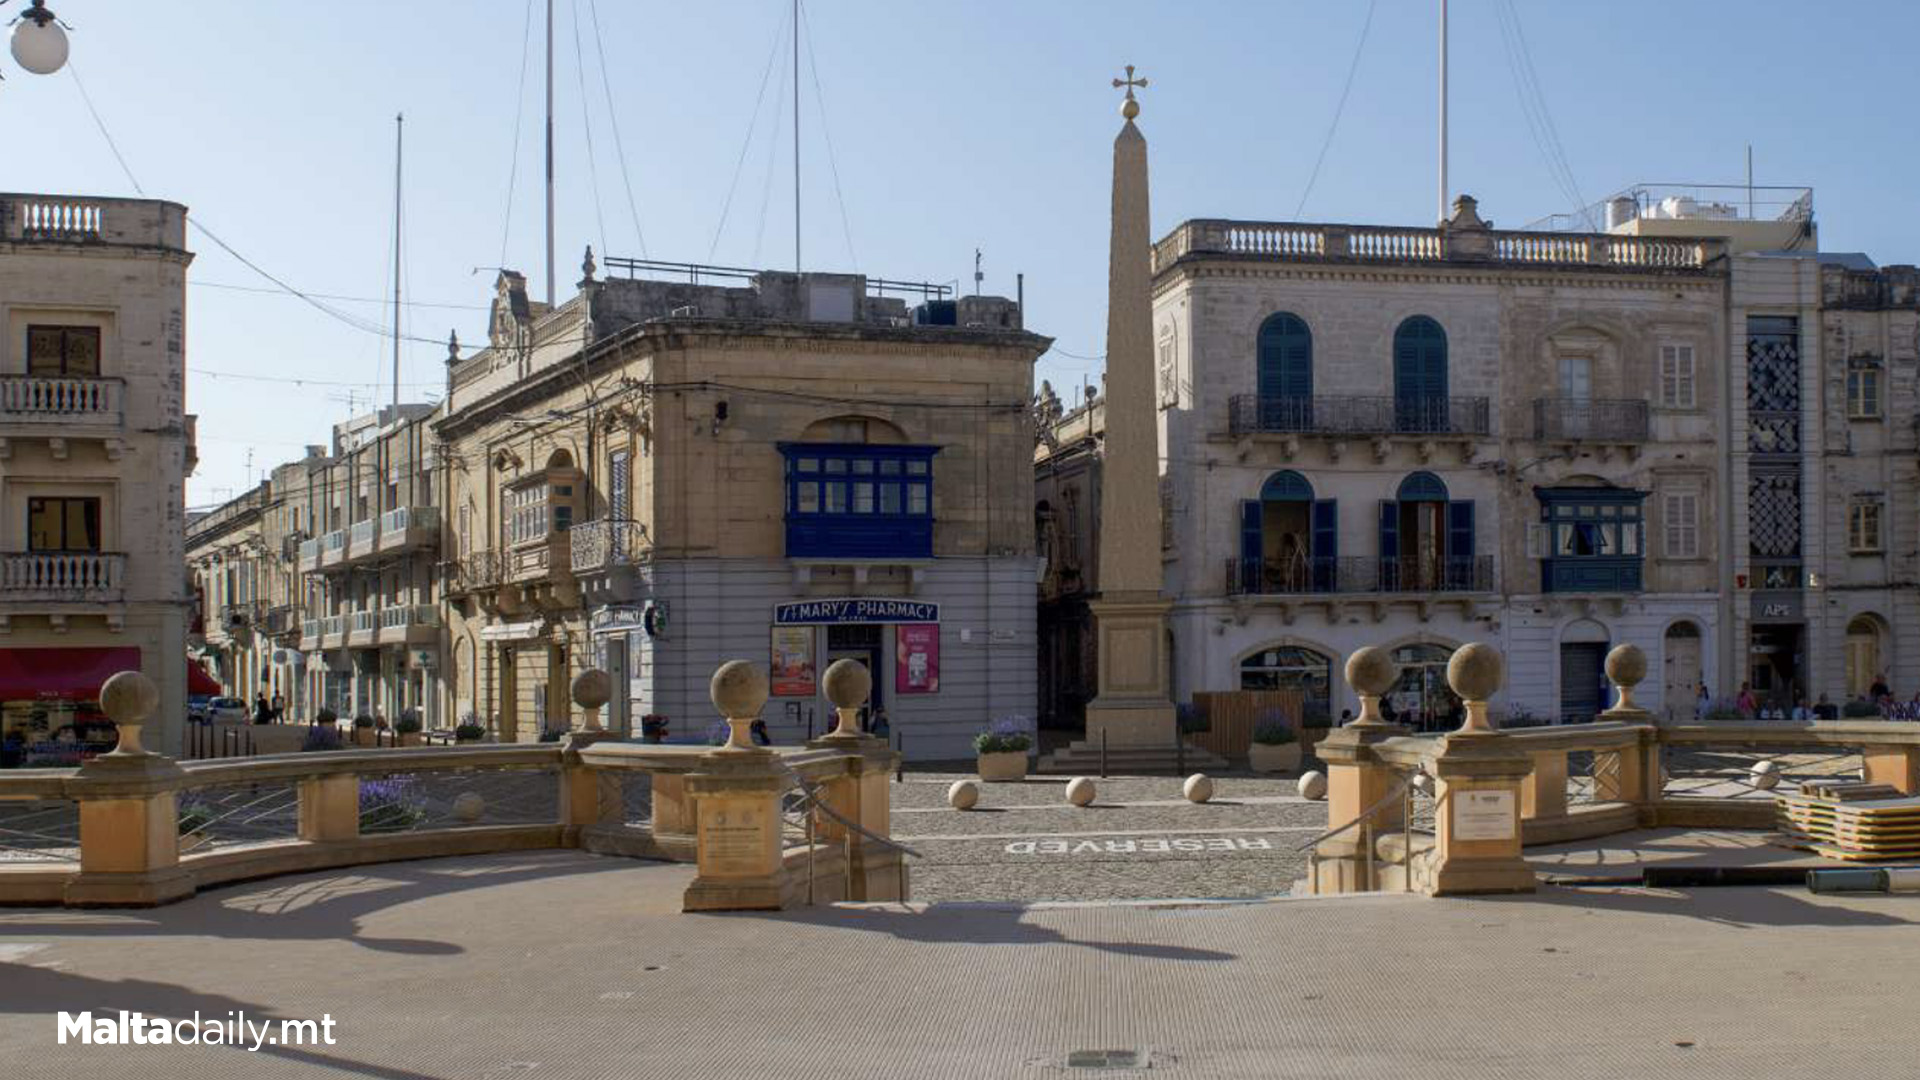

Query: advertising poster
[770,625,816,696]
[895,624,940,694]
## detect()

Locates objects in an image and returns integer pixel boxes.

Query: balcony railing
[297,538,320,564]
[1227,394,1493,438]
[378,604,439,631]
[451,549,503,593]
[321,529,348,553]
[378,505,438,535]
[1532,397,1650,442]
[570,519,649,573]
[350,610,378,635]
[349,520,376,548]
[0,376,122,424]
[1153,218,1722,276]
[1226,555,1494,596]
[2,552,126,601]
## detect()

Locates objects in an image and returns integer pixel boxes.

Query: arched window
[1392,316,1448,433]
[1240,645,1333,726]
[1257,313,1313,400]
[1237,471,1336,594]
[1846,616,1885,700]
[1381,472,1474,591]
[1396,471,1448,502]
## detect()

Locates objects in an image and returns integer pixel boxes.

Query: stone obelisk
[1083,67,1176,750]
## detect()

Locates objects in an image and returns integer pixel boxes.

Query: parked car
[204,697,248,724]
[187,694,213,724]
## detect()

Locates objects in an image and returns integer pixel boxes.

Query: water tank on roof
[913,300,957,326]
[1605,196,1637,231]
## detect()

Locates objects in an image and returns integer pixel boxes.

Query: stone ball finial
[1605,644,1647,689]
[1447,643,1504,702]
[1344,647,1398,698]
[1120,96,1139,121]
[709,661,768,720]
[571,668,612,710]
[822,658,872,711]
[100,670,158,725]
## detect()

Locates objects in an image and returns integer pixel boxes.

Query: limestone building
[293,404,444,723]
[0,193,196,761]
[439,256,1047,755]
[186,483,273,703]
[1118,195,1736,726]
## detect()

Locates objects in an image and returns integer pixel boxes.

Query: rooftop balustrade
[1153,218,1723,277]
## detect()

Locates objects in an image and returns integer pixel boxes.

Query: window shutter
[1446,500,1474,558]
[1240,500,1263,574]
[1312,499,1338,591]
[1679,345,1696,408]
[1378,501,1399,589]
[1526,523,1546,560]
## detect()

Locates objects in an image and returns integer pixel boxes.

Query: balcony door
[1380,472,1471,591]
[1392,316,1448,432]
[26,325,101,378]
[28,497,101,552]
[1239,470,1335,593]
[1256,312,1312,429]
[1558,352,1593,439]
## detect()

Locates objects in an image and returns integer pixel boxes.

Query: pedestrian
[1814,693,1839,720]
[1871,672,1892,701]
[1695,683,1711,719]
[1736,682,1758,718]
[252,694,271,725]
[270,693,285,723]
[749,717,771,746]
[869,706,892,739]
[1791,698,1814,722]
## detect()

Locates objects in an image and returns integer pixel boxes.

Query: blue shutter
[1240,500,1263,592]
[1378,501,1399,590]
[1311,499,1338,591]
[1447,500,1475,590]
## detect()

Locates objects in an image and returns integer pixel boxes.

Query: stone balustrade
[1,192,188,249]
[0,663,902,912]
[0,374,122,424]
[0,552,125,601]
[1152,218,1723,276]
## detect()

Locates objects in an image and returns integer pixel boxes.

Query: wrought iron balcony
[570,519,649,574]
[1532,397,1650,442]
[1227,394,1492,438]
[1225,554,1493,596]
[1,552,126,602]
[449,549,503,593]
[0,375,123,426]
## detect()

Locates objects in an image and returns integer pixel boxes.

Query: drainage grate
[1067,1049,1147,1070]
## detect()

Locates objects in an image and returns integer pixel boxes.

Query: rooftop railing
[1154,218,1722,276]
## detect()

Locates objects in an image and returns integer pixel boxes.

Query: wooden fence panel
[1190,690,1304,761]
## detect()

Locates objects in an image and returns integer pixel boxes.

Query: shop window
[781,443,937,559]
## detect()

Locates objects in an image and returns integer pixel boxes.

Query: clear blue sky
[6,0,1917,506]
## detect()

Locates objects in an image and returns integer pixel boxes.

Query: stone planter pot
[352,727,377,748]
[1248,742,1302,774]
[398,732,424,747]
[976,750,1030,783]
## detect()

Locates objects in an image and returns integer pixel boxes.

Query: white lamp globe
[11,12,69,76]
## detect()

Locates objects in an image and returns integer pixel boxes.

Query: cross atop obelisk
[1113,64,1148,119]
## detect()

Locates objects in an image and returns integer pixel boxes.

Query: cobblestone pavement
[892,771,1325,903]
[5,853,1919,1079]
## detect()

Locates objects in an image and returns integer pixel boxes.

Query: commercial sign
[773,599,939,625]
[590,606,647,635]
[1750,592,1803,622]
[770,625,816,697]
[895,624,939,694]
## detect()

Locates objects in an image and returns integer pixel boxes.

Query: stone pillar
[1597,644,1660,812]
[683,661,792,912]
[560,669,621,844]
[1084,75,1176,750]
[65,671,195,907]
[298,774,360,842]
[1420,645,1536,896]
[809,658,907,902]
[1310,647,1410,894]
[1862,744,1920,795]
[1520,750,1568,822]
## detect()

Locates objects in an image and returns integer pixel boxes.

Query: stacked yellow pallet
[1778,782,1920,862]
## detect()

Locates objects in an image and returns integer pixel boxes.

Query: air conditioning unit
[671,305,700,318]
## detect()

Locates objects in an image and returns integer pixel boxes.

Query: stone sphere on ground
[947,779,981,810]
[1344,647,1398,698]
[1182,773,1214,803]
[1750,760,1781,791]
[99,670,159,724]
[1604,644,1647,689]
[452,792,486,822]
[570,668,612,710]
[1065,776,1097,807]
[709,661,769,719]
[1447,642,1504,701]
[822,658,873,710]
[1297,770,1328,801]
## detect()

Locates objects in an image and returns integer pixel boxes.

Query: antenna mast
[545,0,556,307]
[1438,0,1449,223]
[392,112,404,410]
[793,0,802,274]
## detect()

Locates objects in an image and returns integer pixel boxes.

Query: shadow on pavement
[766,903,1240,962]
[1499,882,1919,929]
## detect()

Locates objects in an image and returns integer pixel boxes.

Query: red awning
[186,661,222,696]
[0,647,142,702]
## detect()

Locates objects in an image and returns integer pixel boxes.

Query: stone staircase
[1036,739,1230,775]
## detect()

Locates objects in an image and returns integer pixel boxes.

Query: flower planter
[352,728,377,748]
[977,750,1029,783]
[398,732,424,747]
[1248,742,1302,774]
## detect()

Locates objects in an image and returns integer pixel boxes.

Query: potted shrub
[395,710,424,747]
[974,716,1033,782]
[302,725,344,752]
[1248,716,1301,774]
[352,714,377,747]
[176,798,214,854]
[454,722,487,744]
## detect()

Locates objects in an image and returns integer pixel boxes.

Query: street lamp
[7,1,69,76]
